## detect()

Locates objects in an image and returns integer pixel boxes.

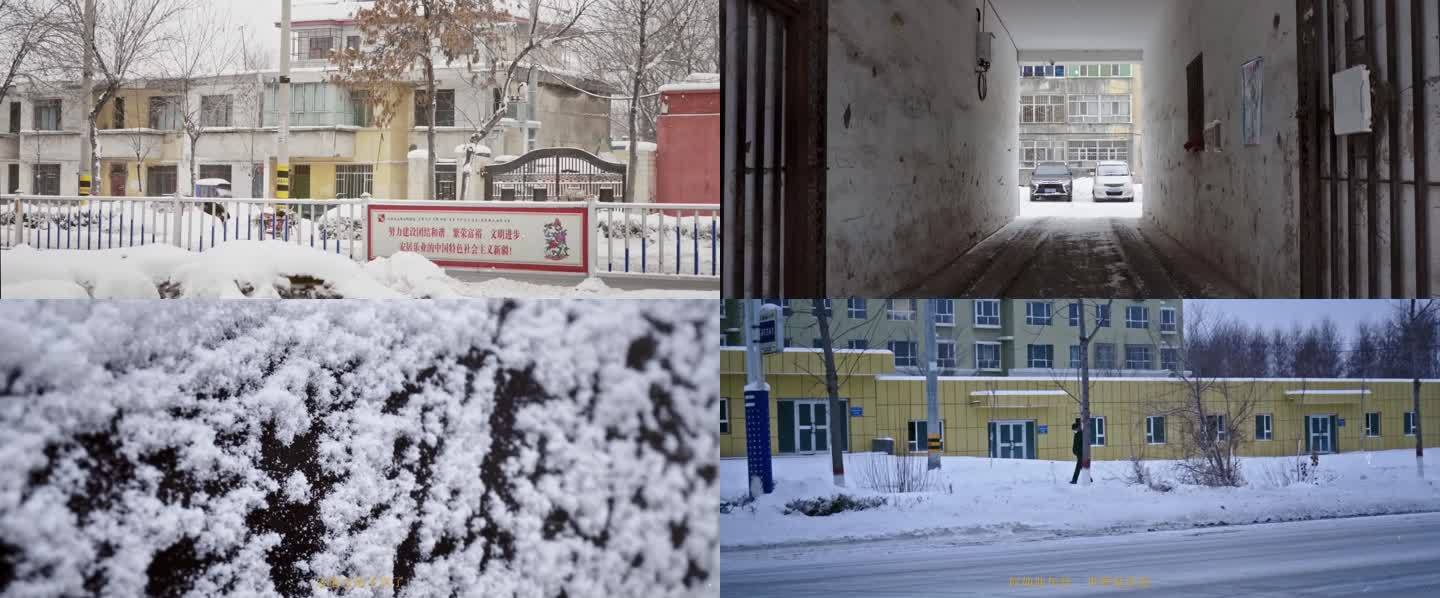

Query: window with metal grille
[32,164,60,195]
[148,96,181,129]
[434,163,457,200]
[414,89,455,127]
[1021,139,1064,169]
[1068,95,1131,124]
[145,165,177,196]
[201,95,232,127]
[1020,95,1066,123]
[33,99,61,130]
[335,164,374,198]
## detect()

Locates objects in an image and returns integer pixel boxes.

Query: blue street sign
[850,406,863,417]
[1038,424,1049,435]
[744,388,774,495]
[756,319,779,354]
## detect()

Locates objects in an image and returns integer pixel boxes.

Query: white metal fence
[0,195,720,280]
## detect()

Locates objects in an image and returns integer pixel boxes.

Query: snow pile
[720,451,1440,549]
[0,300,719,597]
[362,252,463,298]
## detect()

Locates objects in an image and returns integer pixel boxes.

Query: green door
[292,164,311,198]
[777,400,794,453]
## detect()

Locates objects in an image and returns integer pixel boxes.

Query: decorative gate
[483,147,626,202]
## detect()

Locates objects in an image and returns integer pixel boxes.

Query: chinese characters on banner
[367,204,588,274]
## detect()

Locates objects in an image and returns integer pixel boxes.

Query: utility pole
[78,0,95,197]
[814,299,846,487]
[921,300,941,470]
[743,300,775,497]
[276,0,292,199]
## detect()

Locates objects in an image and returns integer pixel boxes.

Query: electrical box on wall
[1332,65,1371,135]
[976,31,994,72]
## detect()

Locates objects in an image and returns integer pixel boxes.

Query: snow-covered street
[720,451,1440,550]
[721,511,1440,597]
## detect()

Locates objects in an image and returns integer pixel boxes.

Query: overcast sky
[1185,300,1408,338]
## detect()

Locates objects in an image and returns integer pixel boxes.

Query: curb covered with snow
[720,452,1440,550]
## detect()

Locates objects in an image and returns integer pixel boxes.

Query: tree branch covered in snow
[0,300,718,597]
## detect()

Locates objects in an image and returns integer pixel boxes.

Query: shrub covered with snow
[0,300,719,597]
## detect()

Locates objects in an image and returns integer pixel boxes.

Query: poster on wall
[1241,57,1264,146]
[367,203,588,274]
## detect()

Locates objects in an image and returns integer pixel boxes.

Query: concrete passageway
[723,0,1439,298]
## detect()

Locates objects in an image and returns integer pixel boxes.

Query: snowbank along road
[0,300,719,597]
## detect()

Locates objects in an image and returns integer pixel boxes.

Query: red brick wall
[655,87,719,204]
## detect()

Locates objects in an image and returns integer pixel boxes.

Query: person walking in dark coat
[1070,419,1083,484]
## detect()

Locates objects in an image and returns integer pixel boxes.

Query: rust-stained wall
[826,0,1020,296]
[1142,0,1303,297]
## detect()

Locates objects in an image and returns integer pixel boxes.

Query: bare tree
[1390,300,1439,478]
[333,0,505,201]
[1158,308,1262,487]
[0,0,62,105]
[36,0,190,187]
[158,6,252,194]
[569,0,710,201]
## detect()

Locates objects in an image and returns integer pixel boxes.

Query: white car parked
[1092,161,1135,202]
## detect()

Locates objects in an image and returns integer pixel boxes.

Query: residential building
[720,299,1182,377]
[0,1,612,199]
[719,348,1440,460]
[1018,61,1144,184]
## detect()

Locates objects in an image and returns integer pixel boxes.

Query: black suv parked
[1029,162,1073,202]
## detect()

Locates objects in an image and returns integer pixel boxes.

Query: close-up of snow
[0,300,719,597]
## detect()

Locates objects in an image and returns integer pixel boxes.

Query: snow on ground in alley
[0,301,718,597]
[720,451,1440,550]
[0,242,716,299]
[1017,178,1143,219]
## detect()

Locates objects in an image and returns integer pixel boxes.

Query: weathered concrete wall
[827,0,1020,296]
[1142,0,1302,297]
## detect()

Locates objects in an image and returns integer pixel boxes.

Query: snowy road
[721,512,1440,597]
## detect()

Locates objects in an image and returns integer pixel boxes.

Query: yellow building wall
[721,348,1440,461]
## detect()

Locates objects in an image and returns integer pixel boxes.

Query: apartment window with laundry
[414,89,455,127]
[33,99,61,130]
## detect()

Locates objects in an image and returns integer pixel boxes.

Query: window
[1187,54,1205,149]
[31,164,60,195]
[1094,344,1116,369]
[1021,63,1063,78]
[908,420,945,452]
[1405,411,1417,436]
[1146,416,1166,444]
[720,398,730,434]
[1025,301,1051,326]
[414,89,455,127]
[937,341,957,369]
[6,164,18,194]
[1020,139,1064,169]
[33,99,61,130]
[974,300,1001,327]
[349,90,374,127]
[975,343,1001,370]
[148,96,180,129]
[1067,303,1081,327]
[847,298,867,319]
[1125,344,1152,369]
[1068,139,1130,162]
[199,164,231,184]
[886,299,916,321]
[889,341,918,368]
[1255,414,1273,440]
[1020,95,1066,123]
[434,163,456,200]
[335,164,374,198]
[812,338,825,349]
[815,299,833,315]
[145,165,177,196]
[1126,305,1149,329]
[1067,95,1130,123]
[934,299,954,326]
[1161,348,1179,372]
[108,97,125,129]
[1027,344,1053,369]
[1365,412,1381,437]
[1095,304,1111,327]
[847,339,869,351]
[1088,416,1106,446]
[1160,307,1177,334]
[307,35,335,59]
[250,163,264,198]
[201,95,232,127]
[1204,415,1228,442]
[7,101,18,132]
[345,35,361,51]
[1069,63,1133,78]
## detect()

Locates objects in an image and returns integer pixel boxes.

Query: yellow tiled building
[721,347,1440,461]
